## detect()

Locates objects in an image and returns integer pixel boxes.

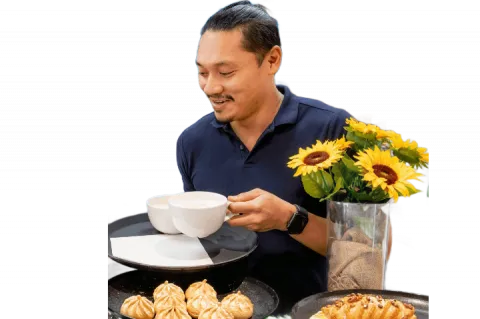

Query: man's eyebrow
[195,61,236,67]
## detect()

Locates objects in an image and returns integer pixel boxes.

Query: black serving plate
[291,289,428,319]
[108,213,258,271]
[104,270,279,319]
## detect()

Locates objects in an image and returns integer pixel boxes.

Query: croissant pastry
[310,293,417,319]
[154,294,187,312]
[155,305,192,319]
[187,293,219,318]
[120,295,155,319]
[220,291,254,319]
[154,281,186,301]
[198,302,234,319]
[185,279,217,300]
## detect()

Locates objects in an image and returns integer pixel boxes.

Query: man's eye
[220,71,234,76]
[198,72,208,76]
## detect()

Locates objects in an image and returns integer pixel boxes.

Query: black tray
[108,270,279,319]
[108,213,258,272]
[292,289,428,319]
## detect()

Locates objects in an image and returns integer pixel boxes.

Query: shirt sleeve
[176,132,195,192]
[328,109,352,140]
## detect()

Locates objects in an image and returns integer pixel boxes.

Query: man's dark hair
[201,1,281,66]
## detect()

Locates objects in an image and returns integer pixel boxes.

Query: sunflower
[334,136,354,150]
[346,117,381,135]
[354,146,423,202]
[287,140,344,177]
[390,134,429,168]
[376,129,400,140]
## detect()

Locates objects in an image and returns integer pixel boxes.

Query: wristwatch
[286,204,309,234]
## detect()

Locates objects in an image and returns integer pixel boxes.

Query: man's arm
[291,211,393,259]
[290,211,328,256]
[176,133,195,192]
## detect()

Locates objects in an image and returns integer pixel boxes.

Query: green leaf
[370,187,390,202]
[346,131,367,146]
[301,172,327,199]
[411,159,429,170]
[318,170,334,193]
[320,177,344,202]
[346,131,376,152]
[333,177,344,193]
[331,156,360,188]
[342,154,360,173]
[359,131,377,141]
[301,171,335,199]
[393,148,420,166]
[349,189,375,202]
[331,162,344,180]
[405,185,421,196]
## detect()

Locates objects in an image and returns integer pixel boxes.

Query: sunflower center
[373,164,398,185]
[303,151,330,165]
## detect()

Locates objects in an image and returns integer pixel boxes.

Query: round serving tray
[108,213,258,272]
[108,271,279,319]
[292,288,429,319]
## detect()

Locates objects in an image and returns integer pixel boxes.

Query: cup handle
[225,200,234,221]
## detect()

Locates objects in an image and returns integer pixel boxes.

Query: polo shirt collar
[210,84,299,129]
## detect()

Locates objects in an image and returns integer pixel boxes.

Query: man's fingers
[228,201,259,215]
[227,214,258,228]
[228,188,263,202]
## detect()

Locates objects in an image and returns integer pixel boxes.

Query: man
[176,1,378,312]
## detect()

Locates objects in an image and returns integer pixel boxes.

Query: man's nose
[203,75,223,96]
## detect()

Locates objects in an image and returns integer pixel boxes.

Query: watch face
[288,207,308,234]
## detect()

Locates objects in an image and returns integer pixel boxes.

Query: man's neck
[231,87,284,151]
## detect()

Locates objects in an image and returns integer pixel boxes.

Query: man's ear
[266,45,282,75]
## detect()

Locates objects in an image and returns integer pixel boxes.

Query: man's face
[196,29,270,123]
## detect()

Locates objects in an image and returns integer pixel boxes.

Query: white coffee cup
[168,191,233,238]
[147,194,181,234]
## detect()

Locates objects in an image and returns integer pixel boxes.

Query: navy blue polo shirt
[176,85,351,306]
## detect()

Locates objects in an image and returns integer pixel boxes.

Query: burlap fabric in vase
[328,227,384,291]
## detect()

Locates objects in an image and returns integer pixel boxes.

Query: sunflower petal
[294,168,304,177]
[372,177,386,189]
[363,172,377,182]
[394,182,410,197]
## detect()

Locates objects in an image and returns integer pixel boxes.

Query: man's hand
[227,188,296,232]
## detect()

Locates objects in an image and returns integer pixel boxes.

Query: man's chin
[215,115,233,124]
[213,112,234,123]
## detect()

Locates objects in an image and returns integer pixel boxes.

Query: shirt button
[240,145,245,150]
